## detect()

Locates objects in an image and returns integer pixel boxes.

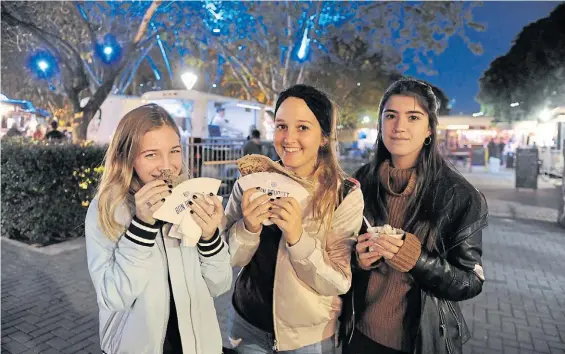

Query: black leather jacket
[340,166,488,354]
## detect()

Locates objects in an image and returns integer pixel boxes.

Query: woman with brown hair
[340,79,488,354]
[224,85,364,353]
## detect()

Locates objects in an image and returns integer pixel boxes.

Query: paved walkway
[2,171,565,354]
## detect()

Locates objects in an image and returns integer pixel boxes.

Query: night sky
[405,1,561,115]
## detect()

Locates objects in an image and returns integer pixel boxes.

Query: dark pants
[342,330,409,354]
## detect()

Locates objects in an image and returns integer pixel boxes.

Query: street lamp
[510,102,520,107]
[181,72,198,90]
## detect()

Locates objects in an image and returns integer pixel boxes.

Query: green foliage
[1,139,106,245]
[477,4,565,121]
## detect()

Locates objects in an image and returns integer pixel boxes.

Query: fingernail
[161,198,165,202]
[188,201,193,205]
[256,187,260,190]
[276,197,281,199]
[168,185,173,189]
[268,192,273,196]
[193,195,197,199]
[190,210,194,214]
[209,192,214,196]
[270,198,275,202]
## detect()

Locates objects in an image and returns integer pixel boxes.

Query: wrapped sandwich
[157,169,184,188]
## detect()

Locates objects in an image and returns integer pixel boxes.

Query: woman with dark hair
[223,85,364,353]
[340,79,488,354]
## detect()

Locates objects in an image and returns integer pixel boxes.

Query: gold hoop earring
[424,136,432,146]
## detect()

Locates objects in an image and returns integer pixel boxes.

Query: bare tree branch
[134,0,162,44]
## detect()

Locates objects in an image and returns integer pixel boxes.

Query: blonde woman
[85,104,232,354]
[224,85,364,353]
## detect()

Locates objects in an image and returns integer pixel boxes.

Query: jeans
[228,308,336,354]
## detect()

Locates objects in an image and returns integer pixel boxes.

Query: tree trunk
[559,147,565,228]
[77,77,116,141]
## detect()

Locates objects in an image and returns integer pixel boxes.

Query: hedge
[1,138,106,246]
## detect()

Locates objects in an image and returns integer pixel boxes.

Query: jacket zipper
[158,227,170,352]
[271,238,282,352]
[445,300,462,336]
[438,305,454,354]
[348,289,355,345]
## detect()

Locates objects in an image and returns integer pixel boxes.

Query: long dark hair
[355,79,454,250]
[275,84,346,226]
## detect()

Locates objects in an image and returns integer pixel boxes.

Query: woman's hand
[269,197,302,246]
[188,193,225,240]
[241,188,273,233]
[373,234,405,260]
[355,233,383,270]
[134,180,172,224]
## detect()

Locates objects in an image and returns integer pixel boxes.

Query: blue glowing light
[37,60,49,71]
[27,51,58,80]
[296,27,311,61]
[212,28,220,33]
[96,34,122,65]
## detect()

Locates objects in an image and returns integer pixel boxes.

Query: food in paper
[153,177,222,247]
[175,194,223,247]
[157,169,184,187]
[237,172,310,226]
[237,154,314,193]
[368,224,405,240]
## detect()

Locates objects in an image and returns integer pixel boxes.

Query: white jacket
[85,198,232,354]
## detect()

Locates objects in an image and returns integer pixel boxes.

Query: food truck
[86,90,274,195]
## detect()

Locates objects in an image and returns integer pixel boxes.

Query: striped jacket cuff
[197,229,224,257]
[124,216,159,247]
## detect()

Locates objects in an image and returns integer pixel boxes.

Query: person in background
[211,107,229,129]
[498,138,506,166]
[85,104,232,353]
[45,120,66,141]
[32,124,44,140]
[341,79,488,354]
[4,122,22,138]
[243,129,263,156]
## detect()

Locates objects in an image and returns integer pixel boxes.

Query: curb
[1,236,86,255]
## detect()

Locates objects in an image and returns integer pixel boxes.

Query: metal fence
[183,138,245,197]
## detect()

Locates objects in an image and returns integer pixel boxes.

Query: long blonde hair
[96,104,184,241]
[274,85,347,230]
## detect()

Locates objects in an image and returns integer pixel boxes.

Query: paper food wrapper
[237,154,314,194]
[237,172,310,226]
[368,224,405,240]
[175,195,223,247]
[153,177,222,247]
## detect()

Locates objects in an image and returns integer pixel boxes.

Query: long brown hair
[355,79,453,251]
[274,85,347,229]
[96,104,185,241]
